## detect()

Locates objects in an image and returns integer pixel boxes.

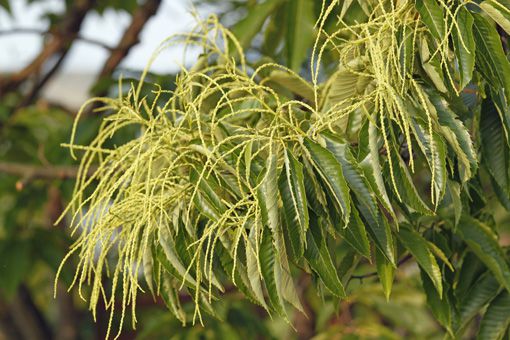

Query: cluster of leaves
[59,0,510,338]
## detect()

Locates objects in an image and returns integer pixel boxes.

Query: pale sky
[0,0,202,74]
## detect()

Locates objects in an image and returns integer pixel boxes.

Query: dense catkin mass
[55,0,490,337]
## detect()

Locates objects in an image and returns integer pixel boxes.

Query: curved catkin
[55,1,469,337]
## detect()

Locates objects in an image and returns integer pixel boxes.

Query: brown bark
[0,0,97,96]
[95,0,162,89]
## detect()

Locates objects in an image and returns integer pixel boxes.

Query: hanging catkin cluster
[55,0,482,338]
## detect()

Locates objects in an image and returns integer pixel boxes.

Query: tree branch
[97,0,162,84]
[89,0,162,103]
[0,162,94,183]
[0,28,114,51]
[0,0,97,96]
[349,254,413,281]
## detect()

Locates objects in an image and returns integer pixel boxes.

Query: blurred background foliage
[0,0,503,339]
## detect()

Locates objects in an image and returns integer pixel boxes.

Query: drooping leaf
[266,70,315,103]
[160,274,186,325]
[337,207,371,259]
[409,115,447,205]
[477,290,510,340]
[258,153,280,233]
[259,229,287,318]
[457,216,510,293]
[231,0,283,49]
[321,58,371,122]
[360,121,394,218]
[452,7,475,89]
[304,138,351,225]
[387,150,432,214]
[472,12,510,100]
[481,96,509,193]
[425,88,478,183]
[456,252,488,302]
[246,226,270,311]
[279,149,309,259]
[217,241,263,308]
[157,237,199,292]
[376,248,395,300]
[421,270,452,333]
[272,215,305,313]
[480,0,510,35]
[419,36,448,93]
[259,231,286,317]
[416,0,446,41]
[143,243,155,296]
[399,225,443,296]
[456,272,500,333]
[447,180,462,226]
[305,215,346,297]
[323,133,394,262]
[286,0,315,72]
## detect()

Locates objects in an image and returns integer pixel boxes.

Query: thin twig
[350,254,413,280]
[0,28,114,51]
[89,0,162,103]
[0,0,96,96]
[0,162,95,183]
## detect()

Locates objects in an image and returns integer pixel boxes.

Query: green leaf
[419,36,448,93]
[376,248,395,300]
[480,0,510,35]
[481,96,509,193]
[457,273,500,333]
[321,58,371,119]
[266,70,315,103]
[279,149,309,259]
[477,290,510,340]
[410,115,447,205]
[457,216,510,293]
[305,215,346,297]
[304,138,351,225]
[231,0,282,49]
[286,0,315,72]
[447,180,462,226]
[416,0,446,41]
[452,7,475,89]
[337,207,371,259]
[323,134,394,262]
[421,270,452,333]
[217,242,263,307]
[302,157,329,216]
[456,252,487,301]
[158,228,199,290]
[491,175,510,211]
[397,25,415,77]
[259,229,287,318]
[490,88,510,144]
[258,153,280,233]
[399,225,443,296]
[143,243,155,296]
[361,121,394,217]
[190,168,226,222]
[272,213,304,313]
[0,0,11,13]
[425,88,478,183]
[323,135,377,219]
[246,226,270,311]
[262,5,286,55]
[160,274,186,325]
[388,150,432,214]
[472,12,510,100]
